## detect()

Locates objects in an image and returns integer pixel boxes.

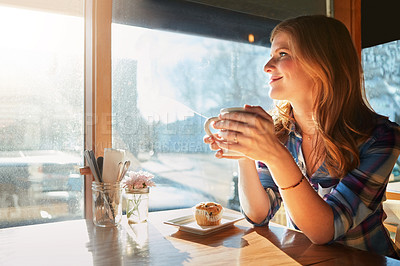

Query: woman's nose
[264,59,274,73]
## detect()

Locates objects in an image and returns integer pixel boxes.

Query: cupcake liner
[194,205,224,226]
[195,208,223,222]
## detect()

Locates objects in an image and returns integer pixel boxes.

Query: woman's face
[264,32,315,107]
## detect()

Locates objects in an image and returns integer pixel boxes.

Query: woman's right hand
[203,134,225,158]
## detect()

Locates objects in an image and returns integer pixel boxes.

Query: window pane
[362,40,400,181]
[112,23,271,211]
[0,5,84,227]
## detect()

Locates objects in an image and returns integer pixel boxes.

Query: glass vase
[125,187,149,224]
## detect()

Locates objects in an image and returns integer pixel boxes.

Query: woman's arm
[204,133,279,225]
[266,144,334,244]
[237,158,271,224]
[214,105,334,244]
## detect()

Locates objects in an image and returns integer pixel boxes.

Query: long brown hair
[271,15,378,178]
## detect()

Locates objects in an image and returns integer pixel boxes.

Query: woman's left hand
[213,105,283,163]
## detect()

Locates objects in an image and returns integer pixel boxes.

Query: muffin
[194,202,223,226]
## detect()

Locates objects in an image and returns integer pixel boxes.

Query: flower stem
[127,194,142,222]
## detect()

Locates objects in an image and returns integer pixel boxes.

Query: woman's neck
[292,105,316,136]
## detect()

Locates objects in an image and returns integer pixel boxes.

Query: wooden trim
[334,0,361,58]
[84,0,93,220]
[387,191,400,201]
[84,0,113,219]
[79,166,91,175]
[94,0,113,156]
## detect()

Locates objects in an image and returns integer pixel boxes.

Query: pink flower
[122,170,155,189]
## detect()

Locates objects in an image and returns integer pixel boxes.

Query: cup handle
[204,117,220,136]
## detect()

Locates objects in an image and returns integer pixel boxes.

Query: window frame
[84,0,113,218]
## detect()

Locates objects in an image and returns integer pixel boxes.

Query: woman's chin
[268,89,285,101]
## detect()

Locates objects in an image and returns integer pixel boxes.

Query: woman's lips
[269,76,282,84]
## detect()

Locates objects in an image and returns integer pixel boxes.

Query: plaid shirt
[246,117,400,259]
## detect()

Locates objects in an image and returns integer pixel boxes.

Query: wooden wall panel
[334,0,362,57]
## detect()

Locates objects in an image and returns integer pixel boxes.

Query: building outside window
[111,0,276,212]
[362,40,400,182]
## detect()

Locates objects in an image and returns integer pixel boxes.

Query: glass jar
[125,187,149,224]
[92,181,122,227]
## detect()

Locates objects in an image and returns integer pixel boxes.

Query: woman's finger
[219,105,271,121]
[215,149,224,158]
[203,134,224,151]
[210,141,221,151]
[221,154,247,159]
[243,105,272,120]
[214,147,245,160]
[203,135,214,144]
[219,111,252,124]
[214,118,262,138]
[216,138,241,152]
[213,119,248,135]
[217,130,241,144]
[203,133,222,143]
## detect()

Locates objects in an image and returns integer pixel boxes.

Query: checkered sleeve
[324,121,400,240]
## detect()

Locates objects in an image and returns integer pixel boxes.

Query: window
[111,1,274,211]
[362,40,400,182]
[0,3,84,227]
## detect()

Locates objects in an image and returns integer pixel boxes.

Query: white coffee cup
[204,107,246,157]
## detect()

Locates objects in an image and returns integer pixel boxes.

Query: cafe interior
[1,0,400,265]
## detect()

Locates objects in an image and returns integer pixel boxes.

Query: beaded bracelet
[280,175,305,191]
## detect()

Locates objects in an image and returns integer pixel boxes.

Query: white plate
[163,212,244,235]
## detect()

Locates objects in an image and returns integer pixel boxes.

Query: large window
[0,4,84,227]
[111,1,400,213]
[111,2,273,211]
[2,0,396,228]
[362,40,400,182]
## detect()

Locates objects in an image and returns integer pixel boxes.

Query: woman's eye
[279,52,288,57]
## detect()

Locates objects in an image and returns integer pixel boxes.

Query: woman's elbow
[306,231,334,245]
[246,212,268,225]
[302,216,335,245]
[309,237,332,245]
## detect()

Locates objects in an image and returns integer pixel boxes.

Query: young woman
[204,15,400,258]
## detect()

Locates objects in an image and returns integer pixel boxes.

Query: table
[387,182,400,200]
[1,208,399,265]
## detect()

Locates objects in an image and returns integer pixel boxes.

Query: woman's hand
[203,133,224,158]
[211,105,283,163]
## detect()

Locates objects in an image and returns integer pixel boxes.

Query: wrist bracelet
[280,175,305,190]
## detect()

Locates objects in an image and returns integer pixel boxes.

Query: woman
[204,15,400,258]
